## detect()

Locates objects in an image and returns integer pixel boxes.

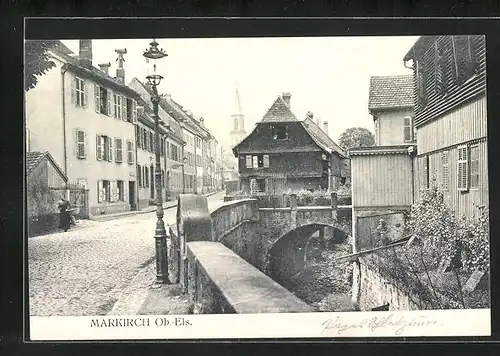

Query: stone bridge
[168,194,439,314]
[168,193,352,313]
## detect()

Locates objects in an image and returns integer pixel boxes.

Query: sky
[62,36,418,148]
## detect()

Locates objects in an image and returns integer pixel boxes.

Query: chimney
[282,92,291,107]
[200,117,204,127]
[323,121,329,135]
[115,48,127,83]
[78,40,92,67]
[98,62,111,75]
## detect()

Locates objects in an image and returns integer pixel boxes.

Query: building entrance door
[129,181,136,211]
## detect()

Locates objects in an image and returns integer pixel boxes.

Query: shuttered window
[113,93,122,119]
[457,145,469,191]
[470,145,479,189]
[96,135,103,160]
[441,151,449,191]
[137,164,142,188]
[115,138,123,163]
[76,129,86,158]
[403,117,413,142]
[107,137,113,162]
[263,154,270,168]
[127,140,134,164]
[135,126,140,149]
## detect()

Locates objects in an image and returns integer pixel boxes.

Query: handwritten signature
[321,314,439,336]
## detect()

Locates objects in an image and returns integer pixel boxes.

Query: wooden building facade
[404,35,488,220]
[349,146,415,210]
[233,93,347,195]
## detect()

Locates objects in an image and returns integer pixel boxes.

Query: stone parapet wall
[186,241,314,314]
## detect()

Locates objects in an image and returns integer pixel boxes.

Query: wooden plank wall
[352,153,413,208]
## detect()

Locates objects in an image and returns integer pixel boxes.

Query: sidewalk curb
[91,190,224,222]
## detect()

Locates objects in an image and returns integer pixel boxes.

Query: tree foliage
[25,40,56,92]
[338,127,375,149]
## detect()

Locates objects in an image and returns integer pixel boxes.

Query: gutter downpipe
[61,65,68,178]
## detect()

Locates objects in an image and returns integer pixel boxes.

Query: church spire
[233,87,243,115]
[230,85,246,147]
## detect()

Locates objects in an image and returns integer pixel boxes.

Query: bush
[371,186,490,309]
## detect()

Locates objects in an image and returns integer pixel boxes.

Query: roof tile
[261,95,298,123]
[26,151,46,175]
[368,75,414,111]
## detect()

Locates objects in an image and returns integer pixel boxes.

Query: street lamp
[143,38,169,284]
[182,156,188,194]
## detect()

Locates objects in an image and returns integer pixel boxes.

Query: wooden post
[331,192,338,221]
[290,193,297,227]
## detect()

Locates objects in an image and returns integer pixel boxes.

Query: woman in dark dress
[58,196,71,232]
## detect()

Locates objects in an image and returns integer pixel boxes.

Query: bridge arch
[268,222,351,285]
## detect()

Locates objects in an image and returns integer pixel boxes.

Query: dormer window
[271,124,288,140]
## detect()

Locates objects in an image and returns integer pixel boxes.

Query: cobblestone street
[28,192,225,316]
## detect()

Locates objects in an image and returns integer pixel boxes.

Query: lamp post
[143,39,169,284]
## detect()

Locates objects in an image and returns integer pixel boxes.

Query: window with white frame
[457,145,469,191]
[96,135,112,161]
[404,117,413,142]
[470,145,479,189]
[113,93,123,119]
[95,85,111,116]
[75,77,85,107]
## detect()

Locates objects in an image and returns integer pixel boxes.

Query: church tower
[229,87,247,147]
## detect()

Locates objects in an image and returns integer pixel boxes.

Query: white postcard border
[29,309,491,340]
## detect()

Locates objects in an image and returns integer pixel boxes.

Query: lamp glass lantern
[143,39,168,87]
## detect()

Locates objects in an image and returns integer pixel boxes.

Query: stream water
[279,238,355,312]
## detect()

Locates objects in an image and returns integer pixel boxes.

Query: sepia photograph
[25,28,491,340]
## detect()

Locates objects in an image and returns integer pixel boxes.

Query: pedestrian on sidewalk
[57,196,71,232]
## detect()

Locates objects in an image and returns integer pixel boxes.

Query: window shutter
[107,89,112,116]
[263,154,270,168]
[76,129,85,158]
[132,100,138,123]
[252,156,258,168]
[246,155,252,168]
[122,96,127,121]
[96,135,102,160]
[457,145,469,191]
[108,138,113,162]
[128,141,134,164]
[97,180,104,202]
[114,138,120,162]
[81,80,87,107]
[94,84,100,113]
